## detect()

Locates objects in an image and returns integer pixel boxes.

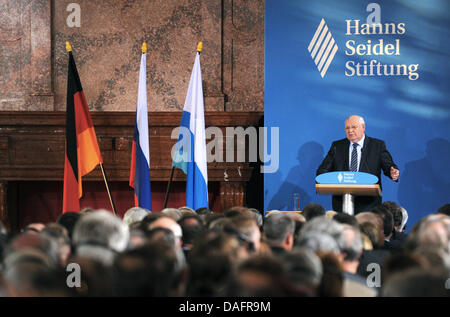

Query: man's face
[345,116,365,143]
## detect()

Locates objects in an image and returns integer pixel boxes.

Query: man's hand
[390,167,400,181]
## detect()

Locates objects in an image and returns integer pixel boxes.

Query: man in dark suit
[316,115,400,214]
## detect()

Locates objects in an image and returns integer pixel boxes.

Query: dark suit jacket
[316,136,398,214]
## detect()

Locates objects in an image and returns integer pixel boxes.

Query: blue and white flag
[130,43,152,210]
[173,47,208,209]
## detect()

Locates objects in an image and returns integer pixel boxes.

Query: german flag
[63,42,103,213]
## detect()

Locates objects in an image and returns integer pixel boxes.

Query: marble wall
[0,0,264,112]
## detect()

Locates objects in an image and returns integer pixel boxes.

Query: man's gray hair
[346,115,365,125]
[414,214,450,253]
[263,213,295,244]
[298,217,343,241]
[123,207,150,226]
[297,231,340,254]
[73,210,129,264]
[338,224,363,261]
[161,208,183,221]
[296,216,344,254]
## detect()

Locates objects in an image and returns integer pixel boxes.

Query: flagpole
[163,41,203,210]
[100,163,117,216]
[163,166,175,209]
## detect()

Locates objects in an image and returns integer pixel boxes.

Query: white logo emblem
[308,18,339,78]
[338,172,343,183]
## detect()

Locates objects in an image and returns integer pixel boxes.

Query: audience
[0,201,448,297]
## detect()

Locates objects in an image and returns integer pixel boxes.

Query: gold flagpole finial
[142,42,147,53]
[66,41,72,52]
[196,41,203,53]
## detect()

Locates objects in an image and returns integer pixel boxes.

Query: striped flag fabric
[173,43,208,210]
[129,42,152,210]
[63,42,103,213]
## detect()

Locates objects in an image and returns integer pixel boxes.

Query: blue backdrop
[264,0,450,229]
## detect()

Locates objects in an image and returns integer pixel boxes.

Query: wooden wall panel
[0,111,263,230]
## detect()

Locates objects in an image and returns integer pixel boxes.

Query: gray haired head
[161,208,183,221]
[263,213,295,245]
[297,231,341,254]
[298,216,344,243]
[73,210,129,264]
[123,207,151,226]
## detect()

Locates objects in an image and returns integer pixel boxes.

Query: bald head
[345,115,365,143]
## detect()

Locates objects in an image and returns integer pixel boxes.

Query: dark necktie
[350,143,358,171]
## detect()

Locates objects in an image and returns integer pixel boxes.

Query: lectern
[315,172,381,215]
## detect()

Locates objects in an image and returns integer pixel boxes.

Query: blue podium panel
[316,171,378,185]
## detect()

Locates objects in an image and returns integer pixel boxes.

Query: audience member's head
[3,232,59,268]
[122,207,150,226]
[297,231,341,254]
[66,256,114,297]
[161,208,183,221]
[149,216,183,249]
[382,252,428,283]
[381,268,450,297]
[208,216,233,232]
[297,217,343,255]
[382,201,406,234]
[56,211,83,240]
[302,203,325,221]
[186,231,247,296]
[281,247,323,296]
[371,205,394,239]
[40,223,71,267]
[145,227,176,248]
[316,251,343,297]
[113,242,184,296]
[225,254,290,296]
[178,206,196,217]
[390,205,408,233]
[338,224,363,274]
[249,208,264,229]
[286,212,306,223]
[229,215,261,253]
[333,213,359,228]
[263,213,295,252]
[1,248,75,296]
[22,223,45,233]
[72,210,129,266]
[355,212,385,246]
[178,214,205,253]
[405,214,450,255]
[138,212,165,234]
[359,221,383,249]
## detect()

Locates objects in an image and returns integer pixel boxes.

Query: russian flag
[129,43,152,210]
[173,44,208,210]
